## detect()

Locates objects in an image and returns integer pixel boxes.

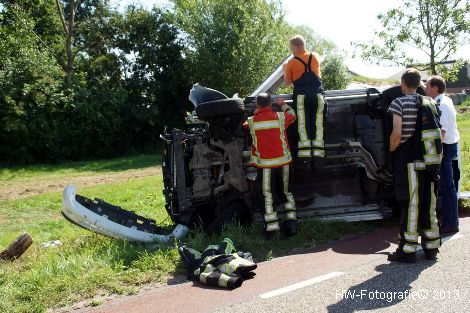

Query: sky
[113,0,470,78]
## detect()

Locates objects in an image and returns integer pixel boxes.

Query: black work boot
[388,249,417,263]
[424,249,438,260]
[284,220,298,237]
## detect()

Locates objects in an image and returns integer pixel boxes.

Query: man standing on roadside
[283,35,325,159]
[388,68,442,263]
[426,75,461,234]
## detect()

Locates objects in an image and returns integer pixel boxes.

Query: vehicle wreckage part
[0,233,33,261]
[249,54,294,96]
[189,83,228,106]
[195,98,245,120]
[325,142,393,184]
[62,185,189,243]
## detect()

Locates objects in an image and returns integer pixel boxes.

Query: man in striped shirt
[387,68,441,263]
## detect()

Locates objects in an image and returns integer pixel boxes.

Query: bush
[321,54,351,91]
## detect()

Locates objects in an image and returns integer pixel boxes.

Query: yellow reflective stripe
[424,154,441,164]
[278,113,290,160]
[314,149,325,157]
[424,140,436,155]
[298,149,325,158]
[266,222,280,231]
[421,129,441,140]
[285,202,295,210]
[282,164,289,197]
[251,154,292,167]
[422,229,439,239]
[282,104,296,118]
[282,165,295,211]
[199,264,215,284]
[312,139,324,148]
[403,243,417,253]
[423,239,440,249]
[264,212,278,222]
[286,211,297,220]
[315,93,325,143]
[296,95,309,144]
[299,141,312,148]
[199,272,209,284]
[218,274,231,287]
[429,183,439,231]
[404,232,419,242]
[248,117,260,159]
[252,120,280,130]
[262,169,273,214]
[414,161,426,170]
[407,163,419,235]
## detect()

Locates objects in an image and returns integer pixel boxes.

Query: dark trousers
[440,143,459,228]
[392,142,441,253]
[395,167,441,253]
[255,165,296,232]
[289,91,325,158]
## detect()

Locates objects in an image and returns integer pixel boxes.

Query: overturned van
[159,57,429,232]
[63,56,466,241]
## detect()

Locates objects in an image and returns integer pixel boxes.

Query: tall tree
[355,0,470,77]
[171,0,291,97]
[55,0,80,85]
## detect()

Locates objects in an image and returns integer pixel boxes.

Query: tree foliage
[0,0,352,164]
[322,53,351,91]
[171,0,291,97]
[355,0,470,79]
[288,24,336,57]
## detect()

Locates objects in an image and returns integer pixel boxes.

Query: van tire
[196,99,245,119]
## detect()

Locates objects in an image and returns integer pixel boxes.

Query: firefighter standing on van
[388,68,442,263]
[283,35,326,158]
[243,93,297,239]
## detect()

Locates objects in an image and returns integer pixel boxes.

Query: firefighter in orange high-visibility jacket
[243,93,297,240]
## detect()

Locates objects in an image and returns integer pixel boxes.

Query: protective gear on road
[179,238,257,289]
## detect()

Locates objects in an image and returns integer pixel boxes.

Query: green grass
[0,154,382,312]
[457,110,470,194]
[0,176,179,312]
[0,154,161,183]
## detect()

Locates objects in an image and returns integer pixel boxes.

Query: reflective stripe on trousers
[295,93,325,158]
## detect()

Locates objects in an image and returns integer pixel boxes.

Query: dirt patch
[0,167,162,201]
[51,275,189,313]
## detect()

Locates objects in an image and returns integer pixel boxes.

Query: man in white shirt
[426,76,460,234]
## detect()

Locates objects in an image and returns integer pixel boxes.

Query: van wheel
[204,201,246,234]
[196,99,245,119]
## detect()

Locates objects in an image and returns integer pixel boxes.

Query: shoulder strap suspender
[293,53,313,73]
[307,53,313,72]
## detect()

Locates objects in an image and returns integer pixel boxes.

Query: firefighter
[283,34,326,159]
[388,68,442,263]
[243,93,297,239]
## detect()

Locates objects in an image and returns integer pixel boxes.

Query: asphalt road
[87,214,470,313]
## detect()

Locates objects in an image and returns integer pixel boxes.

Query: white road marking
[259,271,344,299]
[416,233,464,251]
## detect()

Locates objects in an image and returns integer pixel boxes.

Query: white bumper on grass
[62,185,189,243]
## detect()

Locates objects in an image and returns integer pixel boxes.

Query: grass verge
[0,172,385,312]
[0,154,161,183]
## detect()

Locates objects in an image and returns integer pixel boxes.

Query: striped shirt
[387,94,419,144]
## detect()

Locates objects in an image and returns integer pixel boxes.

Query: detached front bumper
[62,185,189,243]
